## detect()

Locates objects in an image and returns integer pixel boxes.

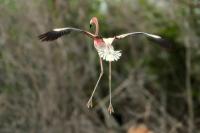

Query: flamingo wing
[115,32,171,48]
[38,27,95,41]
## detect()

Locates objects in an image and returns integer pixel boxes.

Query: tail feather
[98,49,122,61]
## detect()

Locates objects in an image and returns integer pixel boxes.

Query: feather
[115,32,171,48]
[38,27,95,41]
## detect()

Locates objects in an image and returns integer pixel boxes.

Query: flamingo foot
[87,97,93,108]
[108,103,114,114]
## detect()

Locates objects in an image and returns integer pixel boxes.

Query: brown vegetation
[0,0,200,133]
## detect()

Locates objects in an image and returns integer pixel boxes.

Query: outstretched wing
[115,32,171,48]
[38,27,95,41]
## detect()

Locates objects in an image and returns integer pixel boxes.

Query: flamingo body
[94,38,104,46]
[94,37,121,61]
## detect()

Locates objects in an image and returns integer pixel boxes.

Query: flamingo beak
[89,19,93,28]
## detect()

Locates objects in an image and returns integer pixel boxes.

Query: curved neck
[94,20,99,36]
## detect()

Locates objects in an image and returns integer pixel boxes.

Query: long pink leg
[108,61,114,114]
[87,57,103,108]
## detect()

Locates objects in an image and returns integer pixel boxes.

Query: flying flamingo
[38,17,170,114]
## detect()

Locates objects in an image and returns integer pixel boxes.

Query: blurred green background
[0,0,200,133]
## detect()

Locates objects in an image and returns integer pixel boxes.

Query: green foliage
[0,0,17,10]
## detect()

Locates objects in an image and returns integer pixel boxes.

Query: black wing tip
[38,34,47,41]
[38,29,73,42]
[158,38,172,49]
[148,37,173,50]
[38,31,59,41]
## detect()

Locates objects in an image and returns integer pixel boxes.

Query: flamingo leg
[108,61,114,114]
[87,57,103,108]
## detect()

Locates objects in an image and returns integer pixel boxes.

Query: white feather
[53,28,68,32]
[145,33,161,39]
[103,38,115,45]
[96,38,122,62]
[116,32,162,39]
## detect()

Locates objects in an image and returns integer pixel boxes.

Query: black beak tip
[90,24,92,28]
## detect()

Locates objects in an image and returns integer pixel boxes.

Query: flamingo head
[90,17,98,28]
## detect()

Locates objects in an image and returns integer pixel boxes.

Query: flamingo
[38,17,170,114]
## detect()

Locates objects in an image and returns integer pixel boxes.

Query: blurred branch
[184,1,194,133]
[184,24,194,133]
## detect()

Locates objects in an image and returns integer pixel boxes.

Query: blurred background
[0,0,200,133]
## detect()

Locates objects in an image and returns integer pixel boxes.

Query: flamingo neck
[94,20,99,36]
